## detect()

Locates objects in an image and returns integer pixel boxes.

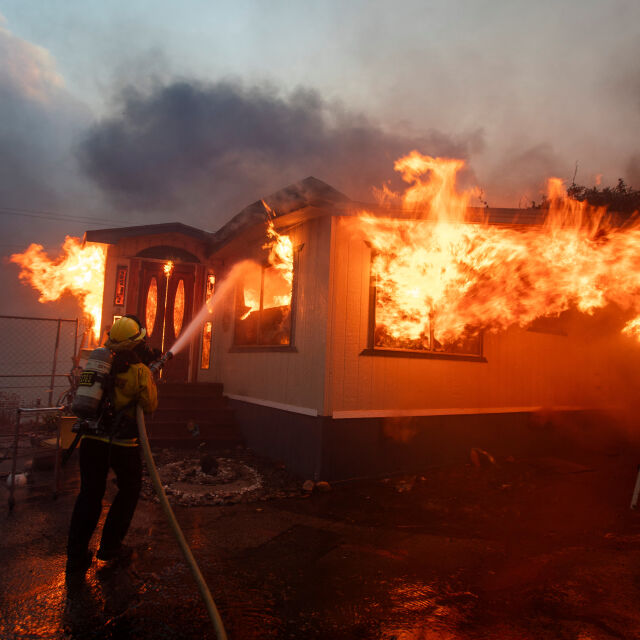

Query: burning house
[13,154,640,479]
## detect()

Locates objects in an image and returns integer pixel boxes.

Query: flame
[361,152,640,346]
[622,317,640,340]
[239,288,260,321]
[204,274,216,313]
[163,260,174,277]
[235,202,294,323]
[10,236,107,340]
[262,200,294,293]
[263,206,294,310]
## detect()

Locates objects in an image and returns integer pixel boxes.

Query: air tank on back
[72,347,113,419]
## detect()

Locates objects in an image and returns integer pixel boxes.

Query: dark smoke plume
[78,80,482,227]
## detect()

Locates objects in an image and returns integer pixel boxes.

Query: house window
[369,257,483,359]
[234,261,293,347]
[200,274,215,369]
[145,276,158,337]
[173,279,185,338]
[201,321,212,369]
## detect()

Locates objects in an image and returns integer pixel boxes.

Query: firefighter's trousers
[67,437,142,561]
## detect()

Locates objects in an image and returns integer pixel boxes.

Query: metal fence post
[8,408,21,512]
[48,319,62,407]
[73,318,79,361]
[52,413,62,500]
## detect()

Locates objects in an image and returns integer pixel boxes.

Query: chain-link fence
[0,316,85,431]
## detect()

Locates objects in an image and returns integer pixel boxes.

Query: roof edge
[84,222,212,245]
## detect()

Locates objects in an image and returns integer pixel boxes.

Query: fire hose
[136,405,228,640]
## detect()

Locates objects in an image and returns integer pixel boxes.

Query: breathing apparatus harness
[62,348,131,465]
[63,315,160,465]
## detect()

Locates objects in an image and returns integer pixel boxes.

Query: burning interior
[363,153,640,354]
[234,217,294,347]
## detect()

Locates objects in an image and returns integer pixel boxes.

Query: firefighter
[66,315,158,576]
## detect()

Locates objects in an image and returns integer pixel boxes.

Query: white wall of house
[326,216,637,418]
[201,215,333,415]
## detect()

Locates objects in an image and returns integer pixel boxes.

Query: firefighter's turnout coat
[84,361,158,447]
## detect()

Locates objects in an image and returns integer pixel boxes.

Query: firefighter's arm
[137,364,158,413]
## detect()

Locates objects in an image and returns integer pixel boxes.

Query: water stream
[168,260,256,357]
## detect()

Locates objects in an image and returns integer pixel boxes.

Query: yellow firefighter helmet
[105,315,146,351]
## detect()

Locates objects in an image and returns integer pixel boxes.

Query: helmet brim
[105,326,147,351]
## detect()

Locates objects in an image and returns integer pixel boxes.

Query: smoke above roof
[77,79,483,228]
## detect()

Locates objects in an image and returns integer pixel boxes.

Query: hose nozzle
[150,350,173,374]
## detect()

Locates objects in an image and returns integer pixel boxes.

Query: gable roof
[208,176,350,252]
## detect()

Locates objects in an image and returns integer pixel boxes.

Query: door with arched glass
[139,259,196,382]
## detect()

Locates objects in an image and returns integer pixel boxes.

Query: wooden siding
[200,216,333,413]
[327,217,634,415]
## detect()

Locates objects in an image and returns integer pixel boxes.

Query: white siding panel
[207,216,332,413]
[328,217,635,414]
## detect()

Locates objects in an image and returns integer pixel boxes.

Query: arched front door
[138,260,196,382]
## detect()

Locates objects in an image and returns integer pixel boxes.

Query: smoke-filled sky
[1,0,639,316]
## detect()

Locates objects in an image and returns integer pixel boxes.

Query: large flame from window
[10,236,107,341]
[361,152,640,344]
[238,201,294,322]
[262,200,294,300]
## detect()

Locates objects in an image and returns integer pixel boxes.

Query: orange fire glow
[239,287,260,321]
[10,236,107,340]
[361,152,640,347]
[238,202,294,322]
[262,200,294,296]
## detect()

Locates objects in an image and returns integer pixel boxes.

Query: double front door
[138,260,195,382]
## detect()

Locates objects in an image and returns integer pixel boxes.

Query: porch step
[148,382,242,450]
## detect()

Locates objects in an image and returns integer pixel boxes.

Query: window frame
[230,245,301,353]
[199,273,216,369]
[362,250,487,362]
